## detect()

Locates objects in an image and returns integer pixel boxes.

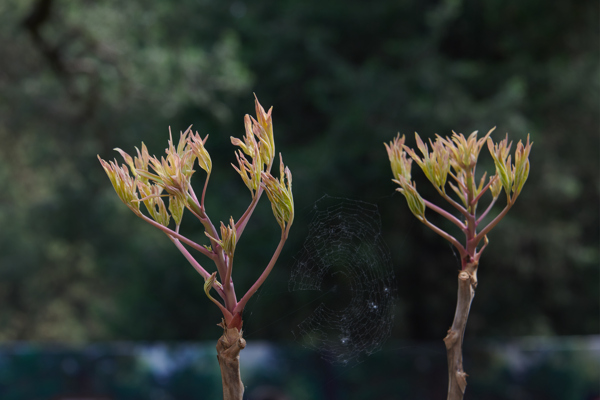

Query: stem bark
[443,262,478,400]
[216,320,246,400]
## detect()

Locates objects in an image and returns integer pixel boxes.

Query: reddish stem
[169,235,209,280]
[423,199,466,231]
[201,171,210,210]
[476,196,499,225]
[470,176,495,207]
[234,228,288,314]
[473,200,512,247]
[421,218,467,260]
[438,188,470,220]
[235,187,263,238]
[449,171,469,196]
[235,158,273,238]
[138,213,215,259]
[224,254,234,298]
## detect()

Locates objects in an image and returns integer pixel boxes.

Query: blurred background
[0,0,597,399]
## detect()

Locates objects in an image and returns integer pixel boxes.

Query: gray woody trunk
[216,321,246,400]
[443,262,478,400]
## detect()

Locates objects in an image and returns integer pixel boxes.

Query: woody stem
[444,262,477,400]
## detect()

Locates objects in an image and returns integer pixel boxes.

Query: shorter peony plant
[386,128,532,400]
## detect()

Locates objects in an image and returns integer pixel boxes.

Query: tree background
[0,0,597,349]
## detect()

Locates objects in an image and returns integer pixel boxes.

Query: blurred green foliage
[0,0,597,344]
[0,338,598,399]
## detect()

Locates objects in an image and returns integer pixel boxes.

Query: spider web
[289,195,396,365]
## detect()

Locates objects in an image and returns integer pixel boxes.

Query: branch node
[456,371,468,393]
[443,329,460,347]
